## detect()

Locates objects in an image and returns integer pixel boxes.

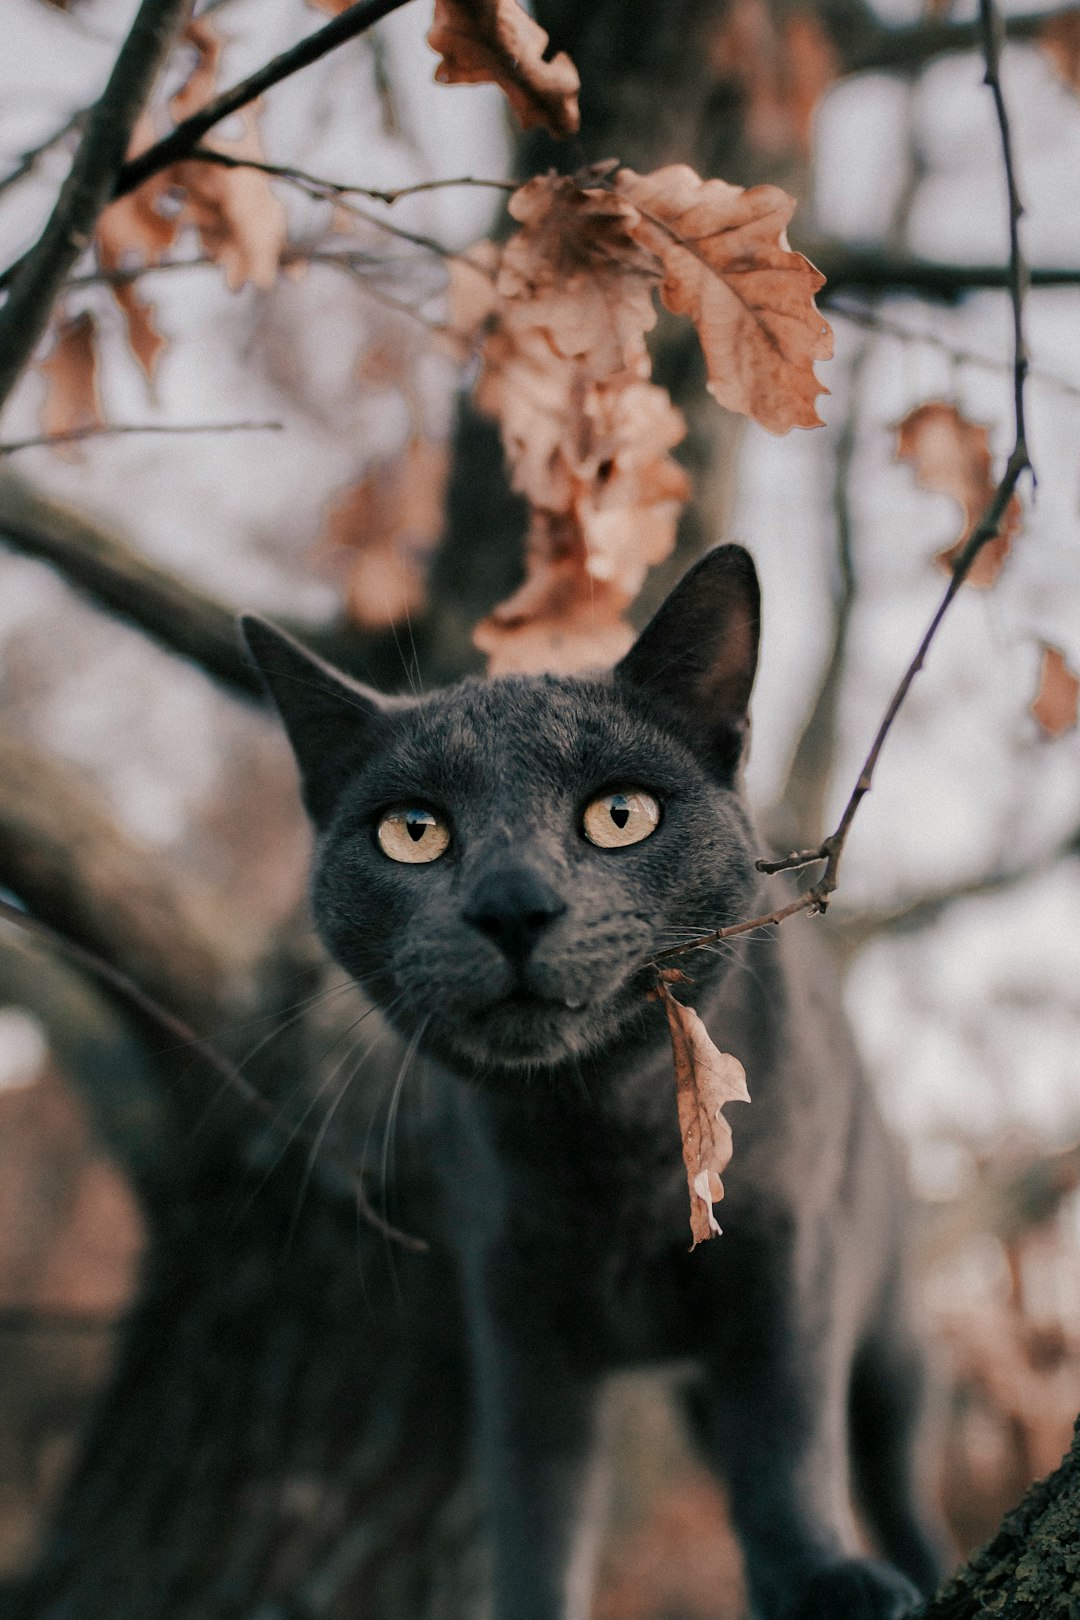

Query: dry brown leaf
[322,438,448,630]
[1038,10,1080,96]
[427,0,581,137]
[472,353,690,672]
[655,976,750,1248]
[707,0,838,160]
[96,112,178,381]
[171,102,288,291]
[168,17,223,123]
[111,280,168,380]
[614,165,832,434]
[498,171,659,375]
[1031,644,1080,738]
[39,312,103,448]
[162,18,285,291]
[895,402,1022,587]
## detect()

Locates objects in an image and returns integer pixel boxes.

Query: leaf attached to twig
[655,973,750,1248]
[427,0,581,137]
[614,164,833,433]
[1031,644,1080,738]
[895,401,1023,587]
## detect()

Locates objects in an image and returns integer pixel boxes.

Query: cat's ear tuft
[614,546,760,779]
[239,616,388,826]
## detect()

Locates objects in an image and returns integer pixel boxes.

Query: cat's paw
[787,1558,923,1620]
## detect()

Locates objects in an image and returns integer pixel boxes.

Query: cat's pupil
[406,810,431,842]
[610,797,630,829]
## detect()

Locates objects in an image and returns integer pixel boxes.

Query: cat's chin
[432,991,621,1073]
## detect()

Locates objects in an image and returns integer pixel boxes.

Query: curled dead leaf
[499,171,659,375]
[614,164,833,434]
[895,401,1022,587]
[39,311,103,451]
[1031,644,1080,738]
[428,0,581,138]
[655,974,750,1248]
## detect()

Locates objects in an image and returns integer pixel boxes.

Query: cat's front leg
[686,1276,922,1620]
[472,1321,605,1620]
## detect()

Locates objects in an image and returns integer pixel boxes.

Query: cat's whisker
[379,1016,431,1303]
[225,996,407,1227]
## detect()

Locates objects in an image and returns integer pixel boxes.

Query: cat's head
[242,546,761,1077]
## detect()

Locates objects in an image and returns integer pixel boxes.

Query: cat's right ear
[239,616,388,826]
[614,545,760,780]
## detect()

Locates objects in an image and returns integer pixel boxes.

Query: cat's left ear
[614,545,760,779]
[240,616,390,826]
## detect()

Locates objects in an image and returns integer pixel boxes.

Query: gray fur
[241,545,945,1620]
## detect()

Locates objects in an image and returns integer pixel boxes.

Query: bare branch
[0,420,282,454]
[179,151,514,207]
[0,109,86,198]
[843,4,1072,75]
[830,300,1080,401]
[114,0,416,201]
[663,0,1034,966]
[828,824,1080,957]
[0,0,191,413]
[0,732,245,1029]
[812,245,1079,300]
[0,470,267,697]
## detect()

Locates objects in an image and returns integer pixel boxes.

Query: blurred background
[1,0,1079,1613]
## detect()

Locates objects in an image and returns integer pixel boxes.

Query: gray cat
[242,545,944,1620]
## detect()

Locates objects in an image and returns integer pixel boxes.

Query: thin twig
[0,895,427,1253]
[182,149,515,207]
[114,0,416,200]
[830,300,1080,401]
[650,894,821,963]
[0,420,282,454]
[660,0,1034,966]
[0,109,86,197]
[0,0,191,413]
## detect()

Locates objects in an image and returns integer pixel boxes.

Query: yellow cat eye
[376,806,451,864]
[582,789,661,850]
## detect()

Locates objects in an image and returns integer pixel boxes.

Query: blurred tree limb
[0,0,192,412]
[0,730,246,1030]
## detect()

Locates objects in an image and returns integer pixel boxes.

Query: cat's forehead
[375,673,689,796]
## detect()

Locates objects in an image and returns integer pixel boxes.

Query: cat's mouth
[503,987,587,1012]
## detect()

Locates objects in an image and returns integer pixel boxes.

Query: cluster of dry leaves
[446,163,832,673]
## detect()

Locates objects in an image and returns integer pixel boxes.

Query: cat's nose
[463,868,567,962]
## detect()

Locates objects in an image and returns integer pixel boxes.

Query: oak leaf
[895,402,1022,587]
[498,171,659,375]
[614,164,833,433]
[39,312,103,450]
[1031,645,1080,738]
[427,0,581,137]
[656,975,750,1248]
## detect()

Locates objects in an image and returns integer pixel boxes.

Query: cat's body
[243,547,944,1620]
